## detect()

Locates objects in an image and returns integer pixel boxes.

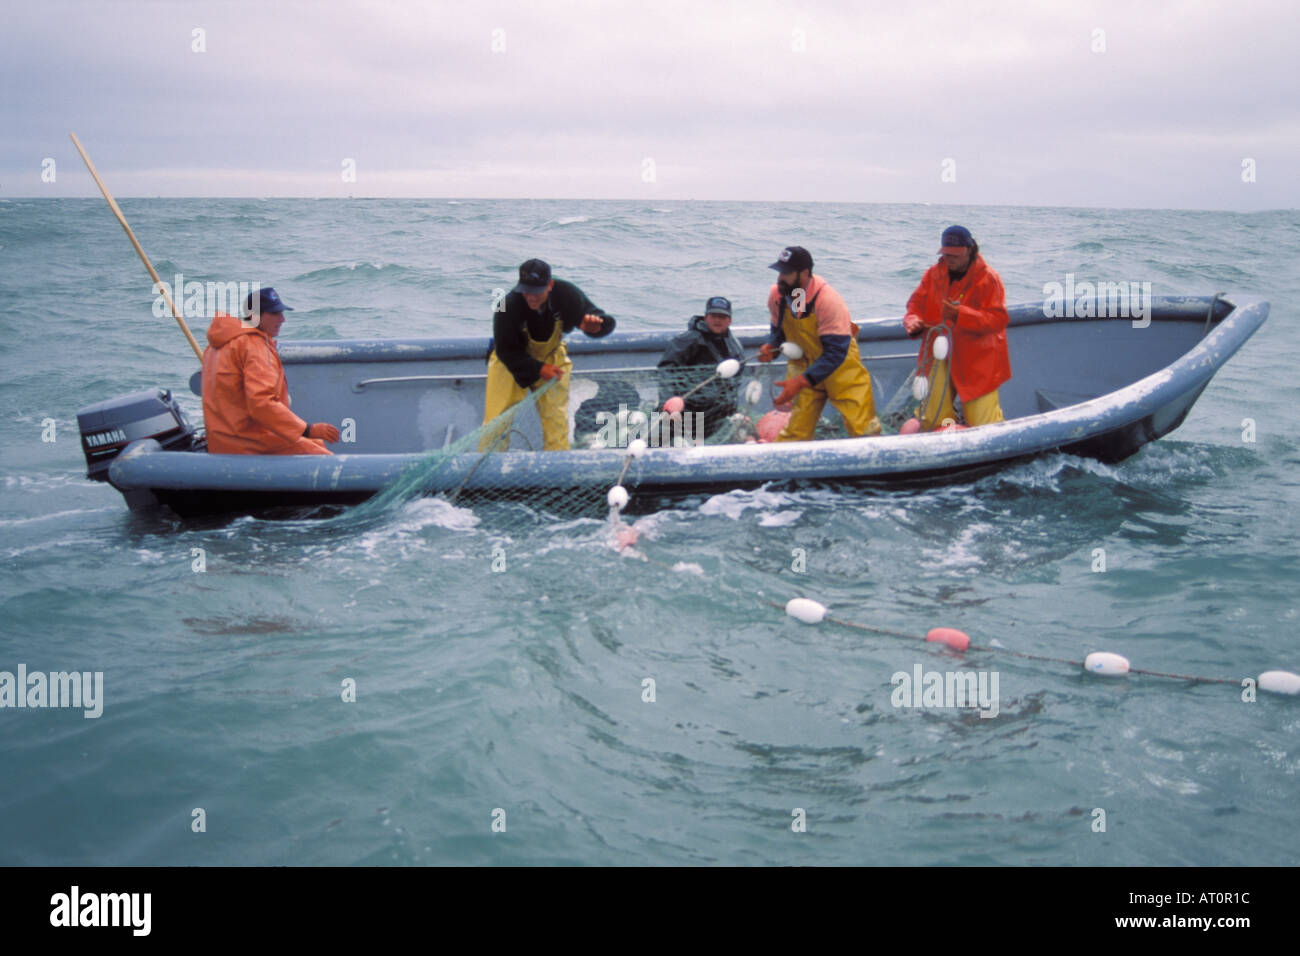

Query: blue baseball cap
[244,286,294,316]
[939,225,974,252]
[704,296,732,317]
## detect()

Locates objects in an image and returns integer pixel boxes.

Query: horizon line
[1,195,1294,215]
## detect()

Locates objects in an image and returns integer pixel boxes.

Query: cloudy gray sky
[3,0,1296,208]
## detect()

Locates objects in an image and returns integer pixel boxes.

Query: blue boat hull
[98,294,1268,517]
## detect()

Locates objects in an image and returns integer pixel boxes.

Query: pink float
[756,410,790,443]
[925,627,971,651]
[899,417,922,434]
[663,396,684,415]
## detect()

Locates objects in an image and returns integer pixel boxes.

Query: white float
[785,598,827,624]
[933,336,950,360]
[716,358,741,378]
[781,342,803,360]
[606,485,629,511]
[1258,670,1300,695]
[1084,652,1131,676]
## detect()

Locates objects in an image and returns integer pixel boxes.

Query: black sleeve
[492,294,542,388]
[554,279,616,337]
[657,332,700,405]
[657,330,696,369]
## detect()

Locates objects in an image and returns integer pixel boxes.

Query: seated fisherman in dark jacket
[657,296,745,439]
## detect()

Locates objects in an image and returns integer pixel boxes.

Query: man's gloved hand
[538,363,565,381]
[757,343,780,363]
[903,313,925,336]
[306,423,340,443]
[941,300,960,325]
[579,314,604,334]
[773,374,810,409]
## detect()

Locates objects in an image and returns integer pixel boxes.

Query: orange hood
[206,311,262,349]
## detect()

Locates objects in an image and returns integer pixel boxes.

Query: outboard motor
[77,388,199,482]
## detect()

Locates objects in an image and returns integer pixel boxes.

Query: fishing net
[878,327,958,433]
[335,359,780,530]
[335,344,943,534]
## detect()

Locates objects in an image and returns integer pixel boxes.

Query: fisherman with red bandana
[903,226,1011,429]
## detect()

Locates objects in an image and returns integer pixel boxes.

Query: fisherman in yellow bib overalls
[481,258,615,451]
[758,246,881,441]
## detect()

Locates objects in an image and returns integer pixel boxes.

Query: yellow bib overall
[918,358,1005,430]
[777,299,880,442]
[480,319,573,451]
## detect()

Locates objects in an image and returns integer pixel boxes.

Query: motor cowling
[77,388,199,482]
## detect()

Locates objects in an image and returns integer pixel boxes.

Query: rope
[606,521,1253,690]
[881,324,957,432]
[600,457,1292,695]
[754,598,1240,686]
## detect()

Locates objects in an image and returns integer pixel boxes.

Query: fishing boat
[75,293,1268,518]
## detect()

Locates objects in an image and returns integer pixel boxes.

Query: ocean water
[1,198,1297,866]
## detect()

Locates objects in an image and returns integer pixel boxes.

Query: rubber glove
[305,423,340,442]
[773,374,810,408]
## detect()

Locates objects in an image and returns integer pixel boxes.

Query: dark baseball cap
[244,286,294,316]
[704,296,732,317]
[769,246,813,274]
[939,225,974,252]
[513,258,552,294]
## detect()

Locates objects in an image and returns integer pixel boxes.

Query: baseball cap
[704,296,732,317]
[769,246,813,274]
[513,258,552,294]
[244,286,294,317]
[939,225,974,253]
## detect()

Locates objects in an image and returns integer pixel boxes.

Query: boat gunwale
[274,294,1237,365]
[108,295,1269,495]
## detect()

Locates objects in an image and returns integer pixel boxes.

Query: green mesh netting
[879,329,957,433]
[334,353,937,530]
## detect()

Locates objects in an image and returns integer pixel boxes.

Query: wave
[290,262,434,286]
[537,215,592,228]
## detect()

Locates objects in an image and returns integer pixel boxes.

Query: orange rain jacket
[201,313,330,455]
[906,255,1012,402]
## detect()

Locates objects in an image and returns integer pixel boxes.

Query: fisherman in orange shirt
[903,226,1011,430]
[201,287,340,455]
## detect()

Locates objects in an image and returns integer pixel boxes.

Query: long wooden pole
[68,132,205,363]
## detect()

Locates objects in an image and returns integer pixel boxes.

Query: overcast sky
[3,0,1296,209]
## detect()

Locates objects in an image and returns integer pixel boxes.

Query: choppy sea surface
[1,198,1298,865]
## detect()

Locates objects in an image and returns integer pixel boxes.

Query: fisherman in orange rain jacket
[903,226,1011,429]
[201,287,340,455]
